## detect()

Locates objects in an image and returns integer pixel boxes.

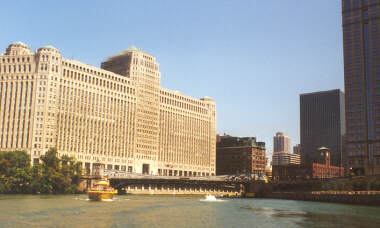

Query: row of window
[39,55,59,62]
[63,61,131,85]
[0,56,31,63]
[161,90,207,107]
[343,0,379,12]
[63,69,135,95]
[349,158,380,165]
[161,96,208,114]
[0,64,32,73]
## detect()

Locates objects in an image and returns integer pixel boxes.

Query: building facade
[272,152,301,166]
[216,133,231,143]
[293,144,301,155]
[0,42,216,176]
[273,132,291,153]
[216,136,266,175]
[300,89,345,167]
[312,147,345,179]
[342,0,380,175]
[272,148,344,181]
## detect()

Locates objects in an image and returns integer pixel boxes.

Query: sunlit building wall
[0,43,216,176]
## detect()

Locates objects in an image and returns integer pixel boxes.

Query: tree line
[0,148,82,194]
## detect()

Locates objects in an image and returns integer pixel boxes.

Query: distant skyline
[0,0,344,155]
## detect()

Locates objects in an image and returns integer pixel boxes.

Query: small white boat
[205,195,217,201]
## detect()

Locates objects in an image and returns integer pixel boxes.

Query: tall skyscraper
[273,132,291,153]
[342,0,380,175]
[0,42,216,176]
[300,89,345,167]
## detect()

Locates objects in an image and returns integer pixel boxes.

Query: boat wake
[111,197,130,201]
[74,197,91,201]
[199,198,225,202]
[200,195,225,202]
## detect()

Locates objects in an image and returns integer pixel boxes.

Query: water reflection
[241,206,307,218]
[240,205,380,228]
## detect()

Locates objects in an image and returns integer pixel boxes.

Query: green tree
[0,148,82,194]
[39,148,82,194]
[0,151,32,193]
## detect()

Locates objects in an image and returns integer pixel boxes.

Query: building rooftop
[318,146,329,151]
[217,136,265,148]
[113,46,141,57]
[12,41,28,46]
[300,89,343,97]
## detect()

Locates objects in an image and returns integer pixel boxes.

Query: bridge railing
[103,170,240,181]
[101,170,267,183]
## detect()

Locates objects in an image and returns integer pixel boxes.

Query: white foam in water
[200,195,225,202]
[74,197,91,201]
[199,199,225,202]
[206,195,217,201]
[109,197,130,201]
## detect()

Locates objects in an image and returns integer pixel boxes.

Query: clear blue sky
[0,0,344,156]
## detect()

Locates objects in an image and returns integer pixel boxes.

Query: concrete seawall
[264,192,380,207]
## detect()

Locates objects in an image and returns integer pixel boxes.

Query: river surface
[0,194,380,228]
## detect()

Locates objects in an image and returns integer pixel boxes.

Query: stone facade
[0,42,216,176]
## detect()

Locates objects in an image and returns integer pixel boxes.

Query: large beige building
[0,42,216,176]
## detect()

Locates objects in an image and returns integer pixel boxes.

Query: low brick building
[272,164,311,181]
[312,147,344,179]
[216,136,266,175]
[273,147,344,181]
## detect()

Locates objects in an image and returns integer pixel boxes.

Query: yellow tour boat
[88,180,118,201]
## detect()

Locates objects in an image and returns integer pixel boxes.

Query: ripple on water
[2,195,380,228]
[239,205,380,228]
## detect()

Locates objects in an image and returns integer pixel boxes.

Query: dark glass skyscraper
[300,90,345,168]
[342,0,380,175]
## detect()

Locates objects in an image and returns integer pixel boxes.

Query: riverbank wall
[263,191,380,207]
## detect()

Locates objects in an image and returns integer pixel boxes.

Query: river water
[0,194,379,228]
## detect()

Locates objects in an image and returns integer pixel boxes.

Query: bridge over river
[82,171,261,196]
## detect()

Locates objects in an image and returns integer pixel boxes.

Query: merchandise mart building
[0,42,216,176]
